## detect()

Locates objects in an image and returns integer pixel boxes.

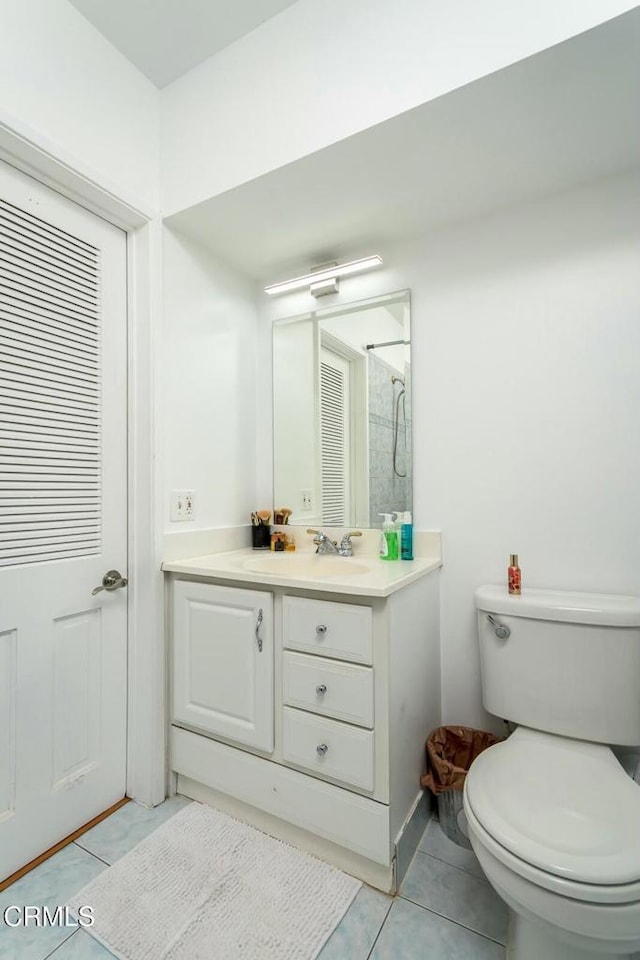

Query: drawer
[282,706,375,792]
[283,651,374,728]
[283,596,373,665]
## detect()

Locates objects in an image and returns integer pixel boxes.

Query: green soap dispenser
[379,513,399,561]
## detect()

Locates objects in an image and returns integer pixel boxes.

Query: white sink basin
[241,554,369,578]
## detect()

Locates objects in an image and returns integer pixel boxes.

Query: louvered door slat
[0,302,99,343]
[0,229,98,287]
[0,255,99,305]
[320,359,346,525]
[0,513,99,526]
[0,410,98,434]
[0,523,100,540]
[0,201,98,265]
[1,363,98,394]
[0,223,97,280]
[0,329,97,369]
[3,449,98,462]
[0,430,98,447]
[0,542,100,563]
[0,496,99,507]
[0,195,101,566]
[1,339,98,373]
[0,246,98,295]
[0,278,99,320]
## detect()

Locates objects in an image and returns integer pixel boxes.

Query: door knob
[92,570,128,596]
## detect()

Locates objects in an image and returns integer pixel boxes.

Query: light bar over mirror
[264,256,383,297]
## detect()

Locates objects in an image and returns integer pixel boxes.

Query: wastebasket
[421,725,502,849]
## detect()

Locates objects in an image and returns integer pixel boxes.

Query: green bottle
[379,513,399,561]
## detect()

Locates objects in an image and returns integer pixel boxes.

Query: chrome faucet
[307,529,363,557]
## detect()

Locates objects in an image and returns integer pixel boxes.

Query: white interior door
[0,160,128,881]
[319,348,351,525]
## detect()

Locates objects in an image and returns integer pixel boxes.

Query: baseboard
[395,790,433,886]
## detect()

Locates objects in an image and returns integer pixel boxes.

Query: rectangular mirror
[273,290,411,528]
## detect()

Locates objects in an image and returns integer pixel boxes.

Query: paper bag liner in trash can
[420,725,502,795]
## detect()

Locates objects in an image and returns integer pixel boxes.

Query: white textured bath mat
[69,802,361,960]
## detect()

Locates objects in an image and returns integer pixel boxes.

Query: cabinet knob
[316,624,327,636]
[316,743,328,757]
[315,684,327,696]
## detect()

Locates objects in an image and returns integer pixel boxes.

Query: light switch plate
[170,490,195,521]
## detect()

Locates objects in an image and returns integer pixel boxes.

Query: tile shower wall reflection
[368,353,412,526]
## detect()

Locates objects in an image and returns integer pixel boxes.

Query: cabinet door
[172,581,274,752]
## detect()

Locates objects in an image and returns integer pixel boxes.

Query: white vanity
[163,541,441,892]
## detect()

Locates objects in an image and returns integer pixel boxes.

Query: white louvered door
[320,349,351,525]
[0,161,127,882]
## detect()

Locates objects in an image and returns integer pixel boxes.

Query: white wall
[259,171,640,731]
[406,172,640,730]
[0,0,159,210]
[160,0,637,214]
[162,228,259,532]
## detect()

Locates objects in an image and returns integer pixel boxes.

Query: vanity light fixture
[264,255,383,297]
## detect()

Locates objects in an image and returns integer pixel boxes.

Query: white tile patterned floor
[0,799,509,959]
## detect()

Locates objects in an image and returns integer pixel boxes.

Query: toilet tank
[475,585,640,746]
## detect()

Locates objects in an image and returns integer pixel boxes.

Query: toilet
[463,585,640,960]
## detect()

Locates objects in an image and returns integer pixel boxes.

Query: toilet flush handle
[487,614,510,640]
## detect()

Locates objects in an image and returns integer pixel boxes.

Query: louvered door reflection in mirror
[320,348,350,525]
[273,290,411,529]
[0,197,100,565]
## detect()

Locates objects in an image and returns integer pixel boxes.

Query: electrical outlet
[301,489,312,511]
[170,490,195,522]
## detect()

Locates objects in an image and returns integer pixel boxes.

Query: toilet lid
[465,728,640,885]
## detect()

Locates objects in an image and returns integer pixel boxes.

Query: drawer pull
[316,624,327,636]
[315,683,327,696]
[316,743,329,757]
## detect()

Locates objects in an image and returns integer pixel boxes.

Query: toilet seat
[464,726,640,894]
[464,795,640,906]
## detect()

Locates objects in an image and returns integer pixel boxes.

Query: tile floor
[0,798,508,959]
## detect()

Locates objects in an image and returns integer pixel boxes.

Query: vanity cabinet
[172,580,274,752]
[169,569,440,892]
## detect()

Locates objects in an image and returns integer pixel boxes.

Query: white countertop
[162,548,441,598]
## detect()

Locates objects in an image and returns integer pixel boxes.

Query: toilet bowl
[464,726,640,959]
[464,586,640,960]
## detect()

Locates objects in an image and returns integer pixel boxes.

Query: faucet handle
[308,528,327,554]
[338,530,363,557]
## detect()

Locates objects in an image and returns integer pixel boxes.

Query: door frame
[0,111,166,807]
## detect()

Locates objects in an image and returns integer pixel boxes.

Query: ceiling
[69,0,298,87]
[165,9,640,281]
